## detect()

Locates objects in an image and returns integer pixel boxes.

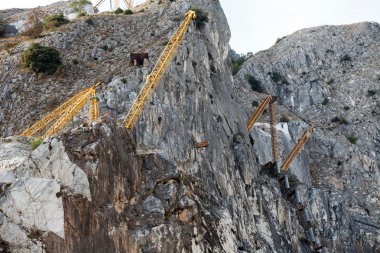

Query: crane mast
[270,99,278,162]
[281,127,313,171]
[94,0,133,10]
[123,10,196,129]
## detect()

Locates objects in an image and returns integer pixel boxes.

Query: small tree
[231,55,245,75]
[246,74,264,92]
[43,13,69,30]
[114,8,124,14]
[20,43,61,75]
[70,0,91,17]
[124,9,134,15]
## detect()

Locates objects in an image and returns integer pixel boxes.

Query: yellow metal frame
[89,89,100,121]
[246,96,272,132]
[246,95,278,162]
[20,84,100,138]
[281,127,313,171]
[94,0,133,10]
[20,87,92,137]
[123,10,196,129]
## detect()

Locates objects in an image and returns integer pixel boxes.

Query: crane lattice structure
[280,127,313,171]
[94,0,134,10]
[123,10,197,129]
[20,84,100,139]
[246,95,278,162]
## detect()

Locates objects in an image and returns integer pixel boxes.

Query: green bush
[252,100,259,107]
[346,134,358,144]
[70,0,91,16]
[279,115,290,122]
[0,19,7,36]
[340,54,352,62]
[331,116,348,125]
[114,8,124,14]
[270,71,284,83]
[231,55,245,75]
[85,18,95,26]
[20,43,61,75]
[246,74,264,92]
[43,13,69,30]
[124,9,134,15]
[367,90,377,97]
[30,138,43,150]
[192,8,209,29]
[322,98,329,105]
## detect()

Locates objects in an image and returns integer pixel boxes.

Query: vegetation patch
[192,8,209,29]
[346,134,358,144]
[252,100,259,107]
[114,8,124,14]
[30,138,43,150]
[245,74,264,93]
[340,54,352,62]
[367,90,377,97]
[0,19,7,36]
[20,43,61,75]
[331,116,348,125]
[270,71,288,84]
[43,13,69,30]
[231,55,246,75]
[85,17,95,26]
[70,0,91,17]
[322,98,329,105]
[124,9,134,15]
[279,115,290,122]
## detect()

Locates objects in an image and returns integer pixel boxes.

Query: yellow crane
[94,0,133,10]
[246,96,278,162]
[20,84,100,138]
[123,10,197,129]
[280,127,313,171]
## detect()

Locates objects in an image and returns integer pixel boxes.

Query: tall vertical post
[270,99,278,162]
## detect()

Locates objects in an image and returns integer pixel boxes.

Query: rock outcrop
[0,0,379,252]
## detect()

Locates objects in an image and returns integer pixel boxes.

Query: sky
[1,0,379,54]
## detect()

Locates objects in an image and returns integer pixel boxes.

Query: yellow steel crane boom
[42,84,100,138]
[20,87,93,137]
[246,95,278,162]
[94,0,106,10]
[89,89,100,121]
[281,127,313,171]
[123,0,133,9]
[246,96,273,132]
[123,10,197,129]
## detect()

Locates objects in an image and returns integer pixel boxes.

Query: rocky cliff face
[0,0,379,252]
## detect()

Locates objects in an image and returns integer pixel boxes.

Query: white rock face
[16,138,91,200]
[0,136,92,251]
[0,137,30,181]
[0,178,64,237]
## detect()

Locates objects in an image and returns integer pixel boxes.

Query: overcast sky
[1,0,379,54]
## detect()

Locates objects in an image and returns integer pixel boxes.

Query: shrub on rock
[20,43,61,75]
[43,13,69,30]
